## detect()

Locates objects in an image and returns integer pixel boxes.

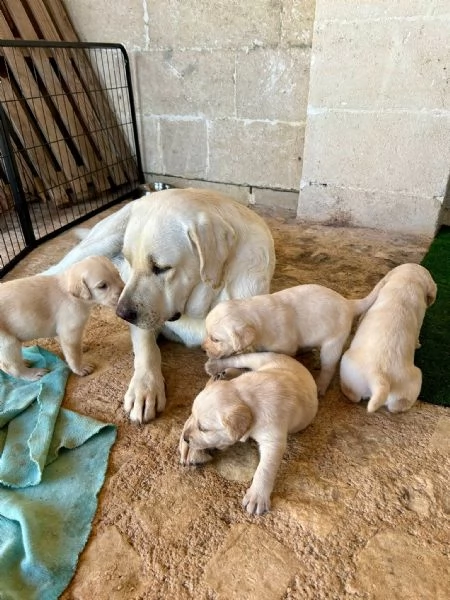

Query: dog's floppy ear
[66,275,92,300]
[222,401,253,441]
[426,280,437,307]
[188,212,236,289]
[230,324,255,353]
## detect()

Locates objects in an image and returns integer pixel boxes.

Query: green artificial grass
[415,225,450,407]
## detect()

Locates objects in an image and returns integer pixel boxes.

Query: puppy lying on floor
[0,256,124,380]
[340,263,437,413]
[203,282,383,395]
[179,352,318,515]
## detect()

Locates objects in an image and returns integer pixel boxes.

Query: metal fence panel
[0,40,144,277]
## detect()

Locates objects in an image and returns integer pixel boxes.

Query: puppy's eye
[209,336,219,343]
[152,264,171,275]
[97,281,108,290]
[198,423,208,433]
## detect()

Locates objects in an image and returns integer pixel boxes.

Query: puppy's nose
[183,434,190,444]
[116,303,138,324]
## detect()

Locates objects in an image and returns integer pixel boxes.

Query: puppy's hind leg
[0,333,48,380]
[316,335,348,396]
[366,376,390,413]
[387,367,422,413]
[339,354,367,404]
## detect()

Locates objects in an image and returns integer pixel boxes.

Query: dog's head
[381,263,437,308]
[65,256,124,307]
[181,381,253,451]
[203,302,256,358]
[116,193,236,329]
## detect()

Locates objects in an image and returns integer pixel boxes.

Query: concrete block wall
[64,0,450,233]
[64,0,314,212]
[298,0,450,234]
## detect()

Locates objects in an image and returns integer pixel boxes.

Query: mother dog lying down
[44,188,275,423]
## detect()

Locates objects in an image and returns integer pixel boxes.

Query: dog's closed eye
[97,281,108,289]
[152,264,171,275]
[198,423,209,433]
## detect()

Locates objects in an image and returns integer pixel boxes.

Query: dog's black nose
[116,304,138,324]
[183,434,190,444]
[168,312,181,322]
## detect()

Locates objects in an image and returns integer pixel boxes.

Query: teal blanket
[0,346,116,600]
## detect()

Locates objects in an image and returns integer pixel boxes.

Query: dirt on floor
[6,203,450,600]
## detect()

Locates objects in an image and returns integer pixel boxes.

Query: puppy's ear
[230,324,255,353]
[222,401,253,441]
[426,280,437,307]
[67,276,92,300]
[188,212,236,290]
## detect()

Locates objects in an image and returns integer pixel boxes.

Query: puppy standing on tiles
[0,256,124,380]
[340,263,437,413]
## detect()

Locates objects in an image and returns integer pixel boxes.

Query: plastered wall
[64,0,450,234]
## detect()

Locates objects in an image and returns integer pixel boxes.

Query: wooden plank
[0,60,69,205]
[44,0,138,182]
[0,14,87,202]
[19,0,130,189]
[2,0,104,197]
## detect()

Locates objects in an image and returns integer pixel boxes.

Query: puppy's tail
[367,376,390,413]
[349,277,386,317]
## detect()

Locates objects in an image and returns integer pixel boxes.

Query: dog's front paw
[124,369,166,423]
[242,486,271,515]
[74,363,95,376]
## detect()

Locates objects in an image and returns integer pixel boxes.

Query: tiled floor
[6,204,450,600]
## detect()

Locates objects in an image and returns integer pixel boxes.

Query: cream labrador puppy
[0,256,123,380]
[43,188,275,423]
[203,282,383,395]
[339,263,437,413]
[179,352,318,515]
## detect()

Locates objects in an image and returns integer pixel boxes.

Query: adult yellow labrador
[44,188,275,423]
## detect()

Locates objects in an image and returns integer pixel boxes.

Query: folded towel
[0,346,116,600]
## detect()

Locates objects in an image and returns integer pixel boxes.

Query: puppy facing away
[340,263,437,414]
[179,352,318,515]
[0,256,124,380]
[203,282,384,395]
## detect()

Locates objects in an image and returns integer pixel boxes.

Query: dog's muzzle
[116,303,138,324]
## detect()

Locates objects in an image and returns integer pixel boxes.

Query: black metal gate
[0,40,144,277]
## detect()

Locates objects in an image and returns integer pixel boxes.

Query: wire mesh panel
[0,40,143,277]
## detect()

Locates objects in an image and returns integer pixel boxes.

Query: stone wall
[65,0,314,212]
[299,0,450,234]
[64,0,449,233]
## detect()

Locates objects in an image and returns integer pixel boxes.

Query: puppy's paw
[205,359,220,376]
[242,486,271,515]
[74,363,95,376]
[179,442,212,466]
